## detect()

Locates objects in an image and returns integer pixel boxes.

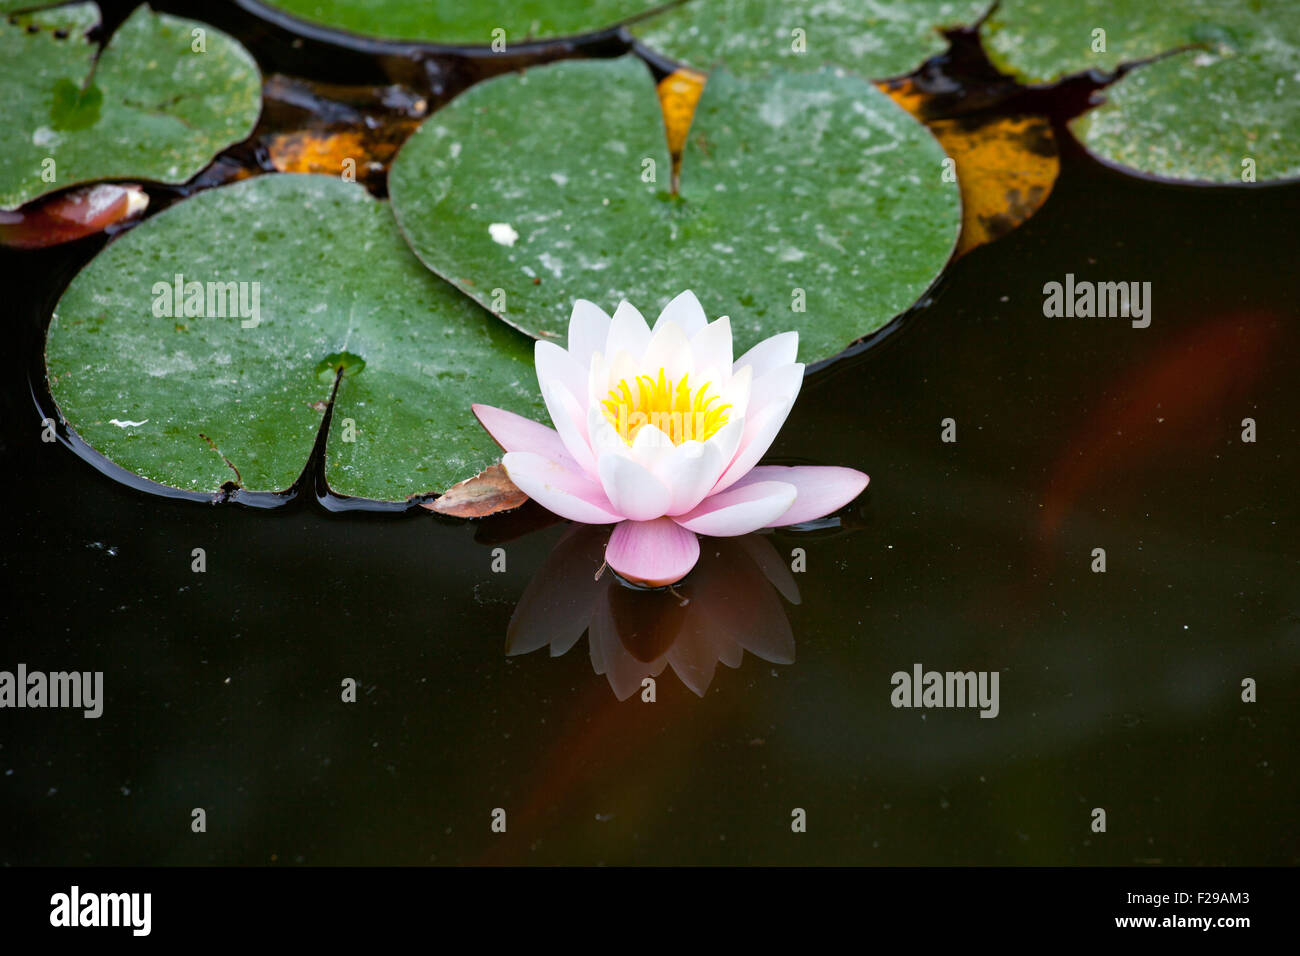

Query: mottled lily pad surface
[983,0,1300,182]
[45,175,543,501]
[0,2,262,210]
[389,56,961,362]
[261,0,658,44]
[633,0,988,78]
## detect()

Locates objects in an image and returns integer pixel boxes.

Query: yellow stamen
[602,367,731,446]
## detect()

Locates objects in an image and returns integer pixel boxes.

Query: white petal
[659,439,724,515]
[658,419,744,515]
[587,407,633,460]
[603,348,641,393]
[654,289,709,337]
[586,350,608,409]
[738,361,802,427]
[640,319,694,380]
[543,383,597,477]
[567,299,610,369]
[690,316,733,382]
[703,417,744,472]
[597,452,671,521]
[605,300,651,360]
[712,366,802,494]
[535,340,587,414]
[628,422,677,474]
[734,330,798,378]
[717,362,752,420]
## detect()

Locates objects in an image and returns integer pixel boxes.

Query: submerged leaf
[882,75,1060,256]
[931,114,1058,256]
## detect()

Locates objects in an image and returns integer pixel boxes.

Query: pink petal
[605,518,701,587]
[472,404,577,469]
[674,480,797,537]
[501,451,623,524]
[730,465,869,526]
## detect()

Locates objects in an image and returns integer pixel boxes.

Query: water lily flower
[472,291,869,586]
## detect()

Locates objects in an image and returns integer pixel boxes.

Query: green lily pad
[388,56,961,362]
[45,174,544,502]
[260,0,658,44]
[633,0,989,78]
[0,2,262,210]
[983,0,1300,182]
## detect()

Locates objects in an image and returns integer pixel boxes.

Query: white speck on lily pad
[489,222,518,246]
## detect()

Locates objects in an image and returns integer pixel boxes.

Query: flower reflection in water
[507,524,800,699]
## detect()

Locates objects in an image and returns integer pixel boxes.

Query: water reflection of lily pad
[0,3,262,210]
[508,525,799,699]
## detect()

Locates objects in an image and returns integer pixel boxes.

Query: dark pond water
[1,0,1297,865]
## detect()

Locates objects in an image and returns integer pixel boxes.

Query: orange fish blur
[1038,313,1280,544]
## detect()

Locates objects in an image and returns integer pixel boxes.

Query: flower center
[601,368,731,446]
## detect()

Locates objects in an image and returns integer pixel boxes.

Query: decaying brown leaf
[0,183,148,249]
[656,67,706,192]
[424,463,528,518]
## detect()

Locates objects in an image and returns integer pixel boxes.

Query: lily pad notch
[388,54,962,364]
[44,174,545,507]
